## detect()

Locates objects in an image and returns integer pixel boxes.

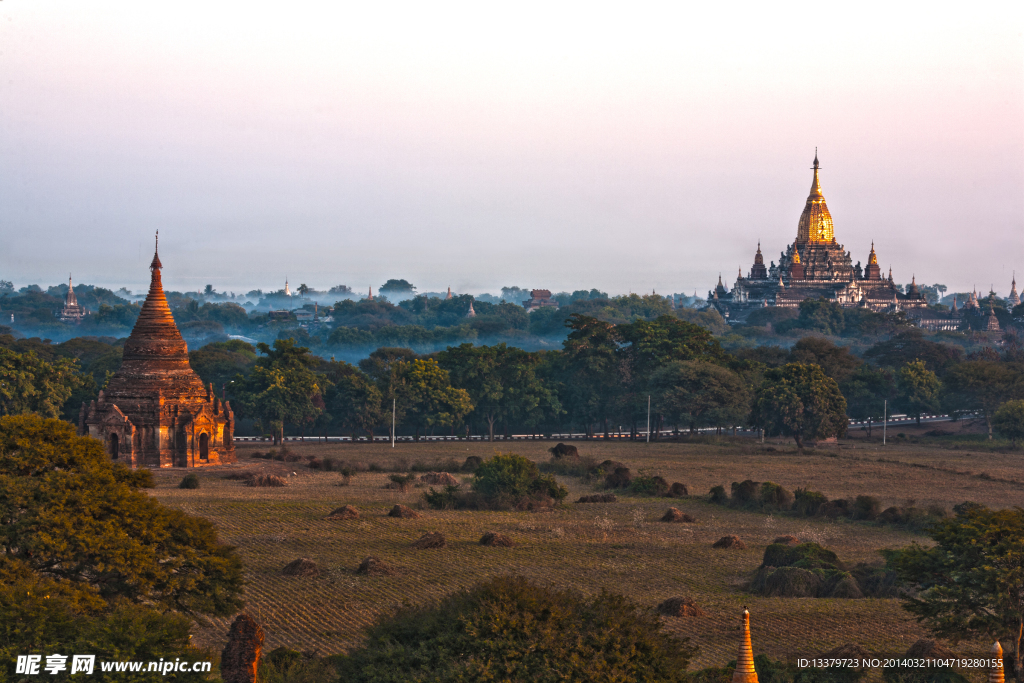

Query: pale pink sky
[1,1,1021,296]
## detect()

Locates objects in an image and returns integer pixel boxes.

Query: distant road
[236,412,976,444]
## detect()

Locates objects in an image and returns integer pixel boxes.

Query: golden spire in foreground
[732,609,759,683]
[990,642,1004,683]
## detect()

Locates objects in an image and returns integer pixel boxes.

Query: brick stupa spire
[83,232,235,467]
[990,642,1004,683]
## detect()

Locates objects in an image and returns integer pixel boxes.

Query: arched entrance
[109,433,119,460]
[199,432,209,461]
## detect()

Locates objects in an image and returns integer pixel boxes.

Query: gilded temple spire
[732,609,759,683]
[796,150,834,243]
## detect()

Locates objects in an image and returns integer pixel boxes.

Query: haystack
[461,455,483,472]
[604,467,632,489]
[656,597,705,617]
[773,535,800,546]
[356,556,395,576]
[712,535,746,549]
[661,507,695,523]
[281,558,321,577]
[247,473,287,487]
[762,566,821,597]
[412,532,446,549]
[480,531,514,547]
[326,505,360,520]
[549,443,580,459]
[577,493,617,503]
[420,472,459,487]
[667,482,688,497]
[388,504,420,519]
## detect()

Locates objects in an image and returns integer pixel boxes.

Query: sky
[1,1,1022,298]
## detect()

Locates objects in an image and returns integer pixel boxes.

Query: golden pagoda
[795,151,835,244]
[732,608,758,683]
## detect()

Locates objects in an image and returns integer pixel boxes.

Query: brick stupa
[81,235,235,467]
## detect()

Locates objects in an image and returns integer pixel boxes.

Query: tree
[231,339,329,444]
[555,314,623,437]
[337,575,696,683]
[788,337,862,384]
[324,361,385,439]
[886,505,1024,682]
[0,347,83,418]
[0,414,244,615]
[943,361,1024,439]
[297,283,310,297]
[0,415,241,679]
[392,358,472,439]
[789,298,845,336]
[841,365,895,435]
[751,363,848,447]
[379,279,416,295]
[994,400,1024,447]
[649,361,749,433]
[865,328,963,375]
[189,339,258,390]
[438,343,560,441]
[894,360,942,425]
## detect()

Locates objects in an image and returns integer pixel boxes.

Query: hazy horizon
[1,2,1021,297]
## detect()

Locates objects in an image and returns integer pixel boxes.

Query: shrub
[818,499,851,518]
[759,482,793,510]
[604,467,633,489]
[761,542,843,571]
[247,474,287,487]
[853,495,881,520]
[388,473,417,492]
[630,474,670,496]
[793,488,829,516]
[730,480,760,507]
[471,453,567,505]
[178,473,200,489]
[709,485,728,504]
[461,455,483,472]
[425,485,467,510]
[762,566,822,597]
[667,482,688,497]
[578,493,617,503]
[337,575,696,682]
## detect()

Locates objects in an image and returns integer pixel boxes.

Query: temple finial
[150,230,163,271]
[813,148,819,169]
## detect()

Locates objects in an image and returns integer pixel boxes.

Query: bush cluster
[425,453,568,511]
[749,542,901,600]
[710,482,948,532]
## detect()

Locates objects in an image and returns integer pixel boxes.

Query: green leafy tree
[0,415,240,680]
[788,337,862,384]
[338,575,695,682]
[0,347,83,418]
[751,363,848,447]
[894,360,942,425]
[865,328,964,375]
[438,343,560,441]
[392,358,472,439]
[649,361,749,433]
[994,400,1024,447]
[189,339,258,390]
[379,279,416,295]
[841,365,895,435]
[789,298,845,335]
[556,314,623,437]
[0,414,244,614]
[886,505,1024,682]
[324,361,385,439]
[943,361,1024,439]
[232,339,329,444]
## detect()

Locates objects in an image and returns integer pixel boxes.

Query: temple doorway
[199,433,209,461]
[109,433,119,460]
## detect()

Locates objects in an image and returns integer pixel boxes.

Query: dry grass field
[148,436,1023,672]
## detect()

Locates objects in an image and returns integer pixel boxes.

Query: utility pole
[392,398,396,448]
[883,400,887,446]
[646,395,651,443]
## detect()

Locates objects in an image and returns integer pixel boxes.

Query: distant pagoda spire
[731,609,759,683]
[367,286,374,302]
[466,300,476,317]
[446,286,452,300]
[1010,273,1020,307]
[284,277,291,296]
